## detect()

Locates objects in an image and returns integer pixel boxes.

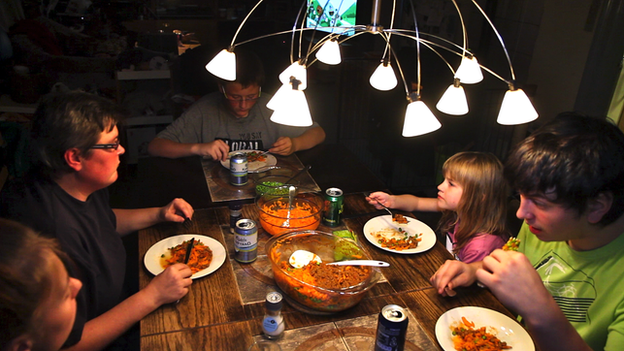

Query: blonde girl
[367,151,509,263]
[0,219,82,351]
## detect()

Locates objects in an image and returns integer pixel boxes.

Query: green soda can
[322,187,344,227]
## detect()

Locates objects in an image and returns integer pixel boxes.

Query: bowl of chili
[266,230,381,312]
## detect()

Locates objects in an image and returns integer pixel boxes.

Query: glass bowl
[266,230,381,312]
[253,174,301,197]
[255,190,323,236]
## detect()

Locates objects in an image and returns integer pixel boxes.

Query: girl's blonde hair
[438,152,509,255]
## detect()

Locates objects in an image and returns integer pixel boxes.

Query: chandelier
[205,0,539,137]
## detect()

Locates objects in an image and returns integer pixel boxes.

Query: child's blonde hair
[438,152,509,255]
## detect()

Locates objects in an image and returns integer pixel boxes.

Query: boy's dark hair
[505,112,624,225]
[30,91,125,177]
[217,47,265,88]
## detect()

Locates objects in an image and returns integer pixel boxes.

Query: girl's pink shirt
[447,223,509,263]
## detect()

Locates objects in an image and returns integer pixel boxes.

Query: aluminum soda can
[374,304,408,351]
[322,187,343,227]
[234,218,257,263]
[230,152,248,186]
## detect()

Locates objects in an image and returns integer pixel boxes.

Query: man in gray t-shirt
[147,49,325,161]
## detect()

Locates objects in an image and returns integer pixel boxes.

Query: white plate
[220,150,277,173]
[363,215,436,254]
[144,234,226,279]
[435,306,534,351]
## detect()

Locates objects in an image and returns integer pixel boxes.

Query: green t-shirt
[518,222,624,350]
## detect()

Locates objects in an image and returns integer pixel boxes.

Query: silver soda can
[234,218,257,263]
[374,304,408,351]
[230,152,248,186]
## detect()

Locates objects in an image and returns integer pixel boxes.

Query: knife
[183,238,195,264]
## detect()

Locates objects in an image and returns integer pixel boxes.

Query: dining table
[138,190,526,350]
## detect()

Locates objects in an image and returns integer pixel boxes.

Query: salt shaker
[262,291,284,339]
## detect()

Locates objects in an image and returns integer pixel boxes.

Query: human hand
[269,136,295,155]
[366,192,393,209]
[159,198,194,223]
[430,259,479,297]
[477,250,550,316]
[196,140,230,161]
[147,263,193,305]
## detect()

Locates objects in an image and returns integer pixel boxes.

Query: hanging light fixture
[403,93,442,137]
[497,85,539,125]
[205,48,236,81]
[205,0,538,134]
[315,38,341,65]
[370,61,398,91]
[436,78,469,115]
[269,77,313,127]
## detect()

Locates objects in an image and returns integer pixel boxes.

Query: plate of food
[144,234,226,279]
[220,150,277,173]
[435,306,534,351]
[363,215,436,254]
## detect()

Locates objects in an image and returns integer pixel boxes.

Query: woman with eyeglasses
[147,48,326,161]
[0,91,195,351]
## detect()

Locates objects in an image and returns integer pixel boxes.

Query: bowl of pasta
[266,230,381,313]
[255,188,323,236]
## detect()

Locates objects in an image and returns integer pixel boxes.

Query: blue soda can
[234,219,257,263]
[374,304,408,351]
[230,152,248,186]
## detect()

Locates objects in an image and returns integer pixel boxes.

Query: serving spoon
[282,186,296,227]
[288,249,389,269]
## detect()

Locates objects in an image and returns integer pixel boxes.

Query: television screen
[306,0,357,36]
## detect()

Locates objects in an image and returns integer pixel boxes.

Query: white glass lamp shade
[279,62,307,90]
[315,39,341,65]
[436,84,469,115]
[266,84,290,111]
[497,88,539,125]
[402,100,442,137]
[205,49,236,81]
[270,89,313,127]
[454,56,483,84]
[369,63,398,91]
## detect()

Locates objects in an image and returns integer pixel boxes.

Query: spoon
[284,165,311,184]
[282,185,296,227]
[288,249,389,269]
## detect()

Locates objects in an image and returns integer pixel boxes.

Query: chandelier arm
[386,31,509,84]
[470,0,516,81]
[230,0,266,48]
[377,31,409,95]
[293,0,308,64]
[450,0,468,57]
[235,28,320,48]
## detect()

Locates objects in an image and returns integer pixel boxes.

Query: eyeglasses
[90,140,120,150]
[222,86,261,102]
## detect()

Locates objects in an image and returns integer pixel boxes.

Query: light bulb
[436,84,469,115]
[402,100,442,137]
[270,89,313,127]
[279,62,307,90]
[454,56,483,84]
[205,49,236,81]
[266,84,290,111]
[497,89,539,125]
[369,63,398,91]
[315,39,341,65]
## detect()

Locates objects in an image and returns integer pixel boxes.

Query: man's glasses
[222,86,261,102]
[90,140,120,150]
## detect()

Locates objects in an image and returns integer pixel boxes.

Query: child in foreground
[367,151,510,263]
[0,218,82,351]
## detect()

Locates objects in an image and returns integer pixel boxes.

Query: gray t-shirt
[156,92,320,151]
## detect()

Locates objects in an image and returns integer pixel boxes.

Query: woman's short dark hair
[505,112,624,225]
[30,91,125,177]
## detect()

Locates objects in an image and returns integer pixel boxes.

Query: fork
[367,193,394,217]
